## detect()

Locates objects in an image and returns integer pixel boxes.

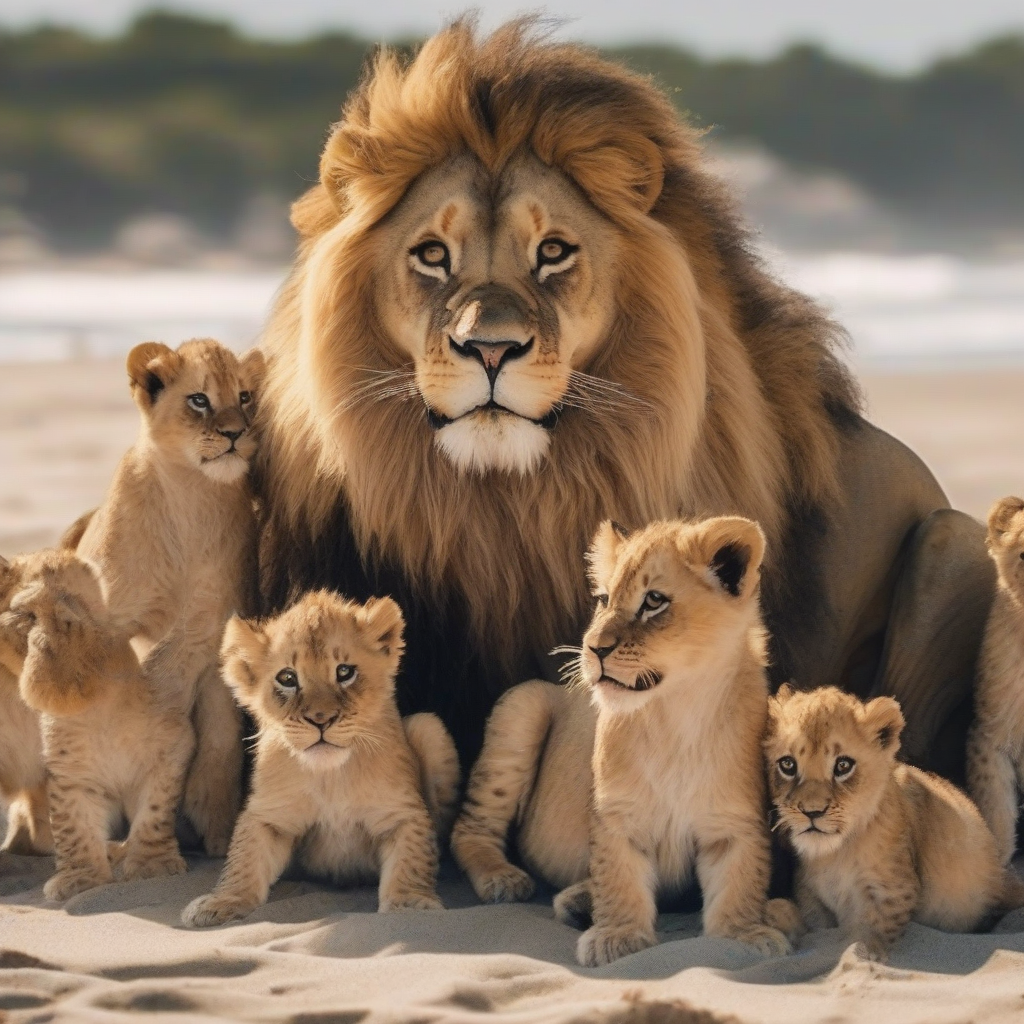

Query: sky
[2,0,1023,70]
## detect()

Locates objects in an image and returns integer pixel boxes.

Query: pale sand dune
[4,360,1024,1022]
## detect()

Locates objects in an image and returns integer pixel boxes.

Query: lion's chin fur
[434,414,551,476]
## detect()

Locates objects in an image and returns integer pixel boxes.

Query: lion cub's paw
[474,864,535,904]
[44,867,111,902]
[764,897,806,943]
[553,879,592,929]
[729,923,792,957]
[379,890,444,912]
[852,937,890,963]
[117,846,187,883]
[577,924,655,967]
[181,893,253,928]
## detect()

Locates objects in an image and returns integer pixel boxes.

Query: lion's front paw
[181,893,254,928]
[117,845,187,883]
[553,880,592,929]
[764,898,806,942]
[577,924,655,967]
[728,923,792,957]
[473,864,535,904]
[379,890,444,912]
[44,867,111,902]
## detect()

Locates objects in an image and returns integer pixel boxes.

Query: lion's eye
[834,756,856,778]
[537,238,576,266]
[187,393,210,412]
[639,590,669,620]
[336,664,357,685]
[595,593,609,608]
[239,391,251,406]
[411,240,451,276]
[778,756,797,777]
[275,668,299,689]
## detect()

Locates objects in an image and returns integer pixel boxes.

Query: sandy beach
[1,359,1022,558]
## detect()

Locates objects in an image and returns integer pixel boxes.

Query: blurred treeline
[1,10,1023,251]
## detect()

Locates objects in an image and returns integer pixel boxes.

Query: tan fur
[454,517,785,961]
[182,591,458,927]
[967,496,1024,863]
[257,18,858,679]
[0,551,52,857]
[767,685,1021,960]
[3,550,193,901]
[71,337,264,856]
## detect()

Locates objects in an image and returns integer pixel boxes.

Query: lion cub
[556,517,791,966]
[767,685,1023,959]
[182,591,459,927]
[2,549,193,901]
[71,338,264,856]
[968,496,1024,863]
[0,552,51,859]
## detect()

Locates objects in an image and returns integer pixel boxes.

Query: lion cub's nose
[304,712,338,730]
[218,428,243,443]
[589,640,619,660]
[800,804,829,820]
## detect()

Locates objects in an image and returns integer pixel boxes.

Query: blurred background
[1,0,1023,554]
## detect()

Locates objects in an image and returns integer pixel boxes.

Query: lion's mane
[256,19,860,744]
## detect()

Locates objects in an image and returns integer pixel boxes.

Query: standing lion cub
[554,517,792,966]
[968,496,1024,863]
[767,685,1024,960]
[2,549,193,900]
[71,337,264,855]
[182,591,459,927]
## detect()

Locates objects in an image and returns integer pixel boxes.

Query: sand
[3,358,1024,1022]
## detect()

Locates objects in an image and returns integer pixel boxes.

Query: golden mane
[257,18,860,681]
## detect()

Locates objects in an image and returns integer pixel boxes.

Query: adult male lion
[256,20,991,774]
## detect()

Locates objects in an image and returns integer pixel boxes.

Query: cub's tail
[403,712,461,843]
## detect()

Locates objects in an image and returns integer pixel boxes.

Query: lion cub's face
[765,685,905,859]
[127,338,265,483]
[221,591,405,770]
[577,517,767,715]
[986,496,1024,601]
[373,152,621,475]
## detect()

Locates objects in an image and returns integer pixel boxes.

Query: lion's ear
[988,496,1024,542]
[690,516,766,598]
[861,696,905,753]
[587,520,629,589]
[127,342,180,408]
[220,616,268,700]
[360,597,405,658]
[290,183,341,238]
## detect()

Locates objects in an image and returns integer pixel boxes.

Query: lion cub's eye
[239,391,252,406]
[410,240,451,278]
[639,590,669,620]
[778,756,797,777]
[275,668,299,689]
[187,393,210,412]
[336,664,357,685]
[834,756,856,778]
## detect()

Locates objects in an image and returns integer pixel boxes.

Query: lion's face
[576,516,767,716]
[373,153,620,474]
[127,339,265,484]
[765,685,905,859]
[220,591,405,770]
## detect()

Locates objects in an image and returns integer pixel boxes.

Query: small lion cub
[182,591,459,927]
[968,496,1024,863]
[555,517,793,967]
[767,685,1023,960]
[2,550,193,901]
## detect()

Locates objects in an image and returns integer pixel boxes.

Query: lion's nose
[450,337,532,386]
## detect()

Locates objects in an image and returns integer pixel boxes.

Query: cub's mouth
[425,401,561,431]
[596,671,663,693]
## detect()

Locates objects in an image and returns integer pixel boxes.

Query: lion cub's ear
[220,616,269,700]
[127,342,181,408]
[987,496,1024,544]
[861,696,905,754]
[691,516,766,598]
[239,348,266,392]
[358,597,406,659]
[587,520,631,589]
